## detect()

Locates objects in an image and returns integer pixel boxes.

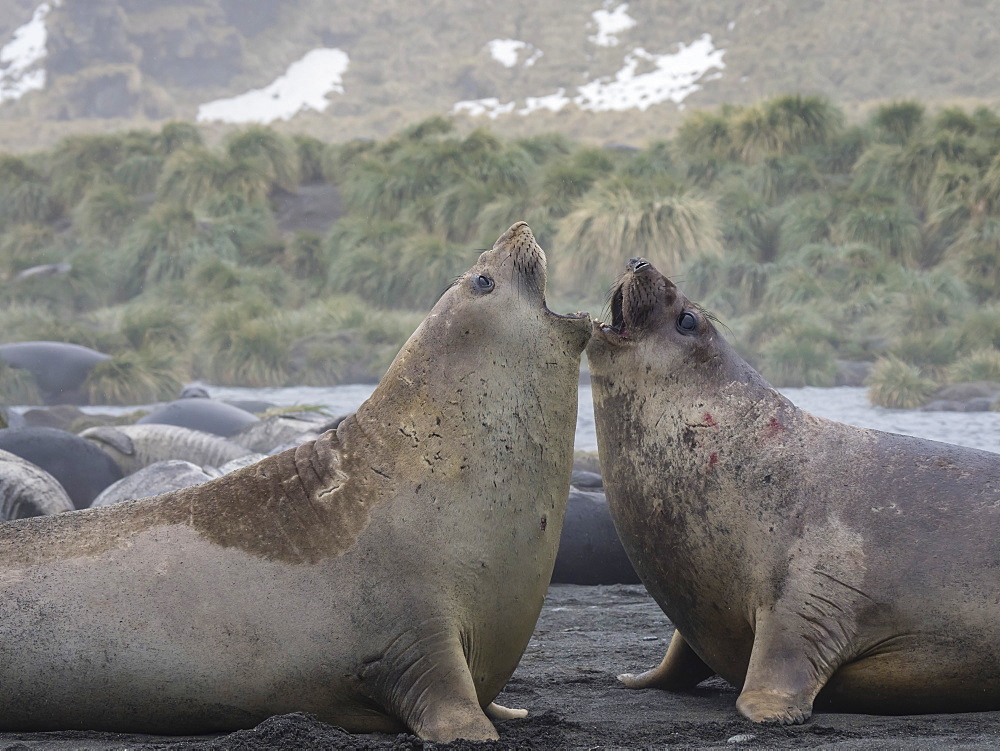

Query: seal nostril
[627,258,650,273]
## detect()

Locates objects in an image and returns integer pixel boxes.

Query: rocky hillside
[0,0,998,149]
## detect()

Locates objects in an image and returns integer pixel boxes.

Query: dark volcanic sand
[3,584,1000,750]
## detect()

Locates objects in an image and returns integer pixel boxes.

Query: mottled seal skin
[0,449,74,519]
[80,424,252,476]
[0,222,590,742]
[587,258,1000,725]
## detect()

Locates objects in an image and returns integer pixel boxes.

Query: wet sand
[3,584,999,750]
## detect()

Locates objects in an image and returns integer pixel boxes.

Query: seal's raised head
[588,257,746,387]
[417,221,591,355]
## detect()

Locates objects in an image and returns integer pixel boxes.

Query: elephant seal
[0,449,74,519]
[228,414,325,453]
[587,257,1000,725]
[80,424,252,476]
[90,460,219,508]
[551,487,640,585]
[0,427,123,509]
[0,341,110,404]
[137,398,259,437]
[0,222,590,741]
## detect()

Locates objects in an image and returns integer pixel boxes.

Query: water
[53,383,1000,455]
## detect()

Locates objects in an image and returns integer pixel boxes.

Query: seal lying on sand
[0,427,123,508]
[137,398,259,437]
[587,257,1000,725]
[0,341,110,404]
[89,460,220,508]
[80,424,252,475]
[0,223,590,742]
[0,449,74,520]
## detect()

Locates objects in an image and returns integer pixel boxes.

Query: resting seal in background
[0,427,123,509]
[0,341,110,404]
[137,398,260,437]
[89,460,220,508]
[587,257,1000,725]
[80,424,252,475]
[0,449,74,520]
[0,222,590,742]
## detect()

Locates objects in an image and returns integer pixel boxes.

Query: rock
[834,359,874,387]
[934,381,1000,402]
[921,400,966,412]
[964,398,994,412]
[20,405,92,430]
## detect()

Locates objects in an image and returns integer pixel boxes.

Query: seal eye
[473,275,494,293]
[676,311,698,334]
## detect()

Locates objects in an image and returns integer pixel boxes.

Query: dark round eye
[676,311,698,334]
[473,274,494,293]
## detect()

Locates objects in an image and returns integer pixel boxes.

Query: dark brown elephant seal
[0,223,590,742]
[587,257,1000,725]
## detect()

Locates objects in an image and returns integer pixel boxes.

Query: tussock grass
[2,98,1000,392]
[867,356,937,409]
[554,178,721,296]
[947,349,1000,384]
[0,362,43,405]
[84,348,183,405]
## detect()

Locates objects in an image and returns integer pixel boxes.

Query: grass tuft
[867,356,937,409]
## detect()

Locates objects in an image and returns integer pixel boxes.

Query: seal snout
[627,257,651,273]
[598,259,676,342]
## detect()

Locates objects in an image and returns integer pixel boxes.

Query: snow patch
[486,39,543,68]
[588,3,637,47]
[451,97,516,119]
[0,1,58,104]
[197,48,349,124]
[452,34,725,118]
[487,39,526,68]
[519,89,571,115]
[524,48,543,67]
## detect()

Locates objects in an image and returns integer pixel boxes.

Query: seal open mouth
[607,284,627,338]
[596,257,665,342]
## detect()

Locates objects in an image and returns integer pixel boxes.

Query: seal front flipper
[364,625,498,742]
[619,629,715,690]
[736,606,847,725]
[485,702,528,720]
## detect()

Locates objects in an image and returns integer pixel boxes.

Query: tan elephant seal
[587,257,1000,725]
[0,222,590,742]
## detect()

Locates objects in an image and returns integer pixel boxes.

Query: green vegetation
[2,99,1000,407]
[867,357,937,409]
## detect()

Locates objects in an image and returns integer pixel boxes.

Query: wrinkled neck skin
[589,325,807,658]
